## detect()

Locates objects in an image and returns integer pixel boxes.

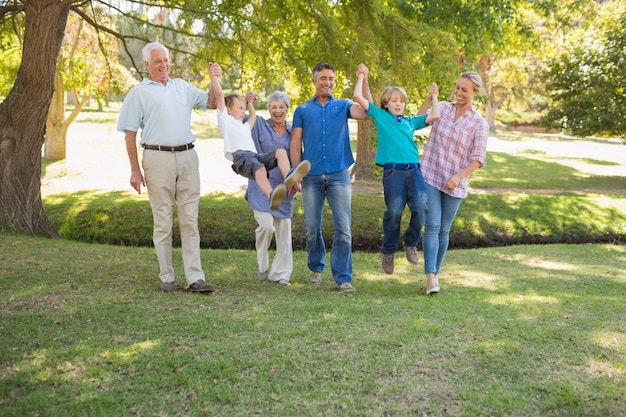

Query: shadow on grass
[1,237,624,416]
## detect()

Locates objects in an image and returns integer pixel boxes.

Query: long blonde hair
[460,71,482,93]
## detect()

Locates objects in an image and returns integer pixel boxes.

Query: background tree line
[0,0,624,236]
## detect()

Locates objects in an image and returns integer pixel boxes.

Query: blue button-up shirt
[292,95,355,175]
[117,78,208,146]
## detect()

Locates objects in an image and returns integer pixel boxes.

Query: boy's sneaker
[381,253,395,274]
[284,160,311,188]
[405,246,419,265]
[269,184,287,210]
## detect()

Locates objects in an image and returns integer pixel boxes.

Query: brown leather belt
[142,143,194,152]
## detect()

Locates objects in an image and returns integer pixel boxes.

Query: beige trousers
[253,211,293,282]
[142,149,205,285]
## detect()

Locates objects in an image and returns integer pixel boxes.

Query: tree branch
[0,4,24,21]
[70,5,147,76]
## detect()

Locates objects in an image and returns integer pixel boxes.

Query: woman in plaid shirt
[418,72,489,295]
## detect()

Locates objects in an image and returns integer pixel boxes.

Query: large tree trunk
[44,73,68,160]
[0,0,70,236]
[44,78,86,161]
[485,100,497,131]
[352,119,377,181]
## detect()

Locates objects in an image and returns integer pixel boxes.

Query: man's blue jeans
[381,166,428,254]
[302,170,352,284]
[423,183,463,275]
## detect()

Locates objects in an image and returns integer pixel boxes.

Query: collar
[312,94,336,105]
[451,101,477,114]
[142,77,171,86]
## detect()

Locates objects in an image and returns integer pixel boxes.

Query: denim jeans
[381,166,428,254]
[302,170,352,284]
[423,183,463,275]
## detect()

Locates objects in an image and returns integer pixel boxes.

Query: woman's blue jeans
[302,170,352,284]
[423,183,463,275]
[381,166,428,254]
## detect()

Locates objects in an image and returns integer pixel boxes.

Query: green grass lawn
[1,234,624,416]
[3,117,625,415]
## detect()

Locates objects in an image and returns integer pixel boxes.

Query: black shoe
[188,280,213,293]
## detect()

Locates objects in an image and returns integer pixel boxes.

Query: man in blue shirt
[117,42,213,294]
[290,62,372,291]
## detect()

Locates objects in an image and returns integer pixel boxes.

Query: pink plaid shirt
[421,101,489,198]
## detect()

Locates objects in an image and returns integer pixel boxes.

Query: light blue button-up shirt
[292,95,354,175]
[117,78,208,146]
[245,116,294,218]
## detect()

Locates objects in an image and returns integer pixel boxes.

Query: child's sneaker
[269,184,287,210]
[284,160,311,188]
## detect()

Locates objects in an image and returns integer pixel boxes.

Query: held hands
[356,63,369,78]
[428,83,439,100]
[208,62,221,77]
[245,92,257,104]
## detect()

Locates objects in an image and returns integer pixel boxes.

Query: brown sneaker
[161,281,177,292]
[381,253,394,274]
[188,279,214,293]
[405,246,419,265]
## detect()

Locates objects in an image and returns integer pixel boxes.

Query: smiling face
[312,68,336,99]
[268,100,288,125]
[145,49,170,85]
[455,76,479,107]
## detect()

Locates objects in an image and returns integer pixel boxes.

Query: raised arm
[350,63,372,120]
[425,90,439,125]
[417,82,439,115]
[246,93,257,128]
[209,63,225,112]
[207,62,222,109]
[353,70,370,112]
